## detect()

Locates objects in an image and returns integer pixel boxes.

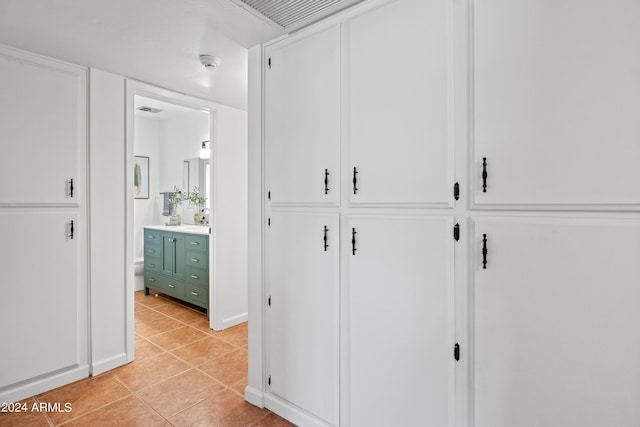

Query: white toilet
[134,257,145,291]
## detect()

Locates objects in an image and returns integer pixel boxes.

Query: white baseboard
[91,353,128,376]
[0,365,89,404]
[264,393,333,427]
[215,312,248,330]
[244,385,264,408]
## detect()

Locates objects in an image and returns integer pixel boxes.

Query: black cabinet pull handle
[70,220,74,240]
[323,225,329,251]
[324,169,330,195]
[352,227,357,255]
[353,167,358,194]
[482,158,487,193]
[70,178,74,198]
[482,233,488,269]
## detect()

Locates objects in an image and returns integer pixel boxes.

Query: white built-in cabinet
[347,215,454,426]
[472,217,640,427]
[347,0,453,206]
[266,26,340,206]
[472,0,640,208]
[260,0,640,426]
[0,45,88,402]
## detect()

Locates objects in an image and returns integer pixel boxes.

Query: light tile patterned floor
[0,291,294,426]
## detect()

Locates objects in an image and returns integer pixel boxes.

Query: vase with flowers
[167,186,185,225]
[188,186,207,224]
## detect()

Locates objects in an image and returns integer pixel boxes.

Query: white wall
[89,69,128,375]
[133,117,162,261]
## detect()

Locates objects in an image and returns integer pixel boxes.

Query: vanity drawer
[144,272,165,289]
[185,234,208,252]
[186,267,208,287]
[185,283,208,308]
[144,229,161,243]
[160,280,185,299]
[185,250,208,269]
[145,258,161,273]
[144,242,161,259]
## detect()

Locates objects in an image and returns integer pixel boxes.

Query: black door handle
[324,169,330,194]
[323,225,329,251]
[70,220,74,240]
[353,167,358,194]
[482,158,487,193]
[70,178,74,198]
[482,233,488,269]
[352,227,357,255]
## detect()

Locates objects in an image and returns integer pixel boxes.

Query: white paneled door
[347,0,453,207]
[347,215,455,427]
[473,217,640,427]
[473,0,640,207]
[265,26,341,206]
[268,211,339,425]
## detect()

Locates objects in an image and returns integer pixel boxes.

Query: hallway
[1,291,292,426]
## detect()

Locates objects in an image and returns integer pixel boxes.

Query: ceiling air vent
[137,106,163,114]
[230,0,364,32]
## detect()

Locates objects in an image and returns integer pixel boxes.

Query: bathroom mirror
[182,157,210,224]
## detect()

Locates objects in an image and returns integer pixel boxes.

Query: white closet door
[347,215,454,426]
[0,211,87,390]
[268,211,339,425]
[347,0,453,207]
[473,217,640,427]
[0,48,85,205]
[473,0,640,207]
[265,26,340,206]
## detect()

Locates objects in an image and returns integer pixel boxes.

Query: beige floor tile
[136,316,185,338]
[113,352,190,391]
[146,325,209,351]
[0,398,50,427]
[198,348,248,386]
[62,395,167,427]
[171,336,237,366]
[215,323,248,347]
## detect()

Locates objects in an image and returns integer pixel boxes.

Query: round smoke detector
[200,55,222,70]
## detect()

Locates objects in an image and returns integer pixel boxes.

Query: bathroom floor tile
[136,306,167,323]
[249,412,297,427]
[36,373,131,424]
[146,325,209,351]
[136,316,185,338]
[197,348,248,386]
[0,398,50,427]
[137,368,226,418]
[168,389,268,427]
[158,303,207,324]
[135,336,166,360]
[215,323,248,347]
[171,336,237,366]
[136,293,173,309]
[113,352,190,391]
[61,395,168,427]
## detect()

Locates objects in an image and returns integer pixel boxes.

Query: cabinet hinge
[454,182,460,200]
[454,343,460,361]
[268,375,271,386]
[268,57,271,69]
[453,223,460,242]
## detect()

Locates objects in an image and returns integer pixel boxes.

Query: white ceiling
[135,95,208,121]
[0,0,285,110]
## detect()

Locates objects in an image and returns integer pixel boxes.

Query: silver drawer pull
[191,258,199,262]
[191,275,199,279]
[149,264,155,268]
[148,235,155,239]
[168,284,175,289]
[191,242,199,246]
[191,291,199,296]
[147,249,155,253]
[148,278,155,282]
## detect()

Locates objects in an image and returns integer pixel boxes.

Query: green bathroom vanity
[144,226,210,311]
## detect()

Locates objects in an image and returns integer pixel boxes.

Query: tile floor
[1,290,294,426]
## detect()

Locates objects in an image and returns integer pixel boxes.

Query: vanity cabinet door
[0,47,86,206]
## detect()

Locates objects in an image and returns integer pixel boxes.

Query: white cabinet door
[472,0,640,208]
[473,217,640,427]
[347,0,453,207]
[0,211,87,390]
[268,212,339,425]
[347,215,454,426]
[0,47,86,205]
[265,26,340,206]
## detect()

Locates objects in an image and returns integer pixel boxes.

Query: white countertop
[144,224,211,235]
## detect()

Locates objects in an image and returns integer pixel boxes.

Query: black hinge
[268,217,271,227]
[268,57,271,69]
[453,223,460,241]
[453,182,459,200]
[268,190,271,200]
[268,296,271,306]
[454,343,460,361]
[268,376,271,386]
